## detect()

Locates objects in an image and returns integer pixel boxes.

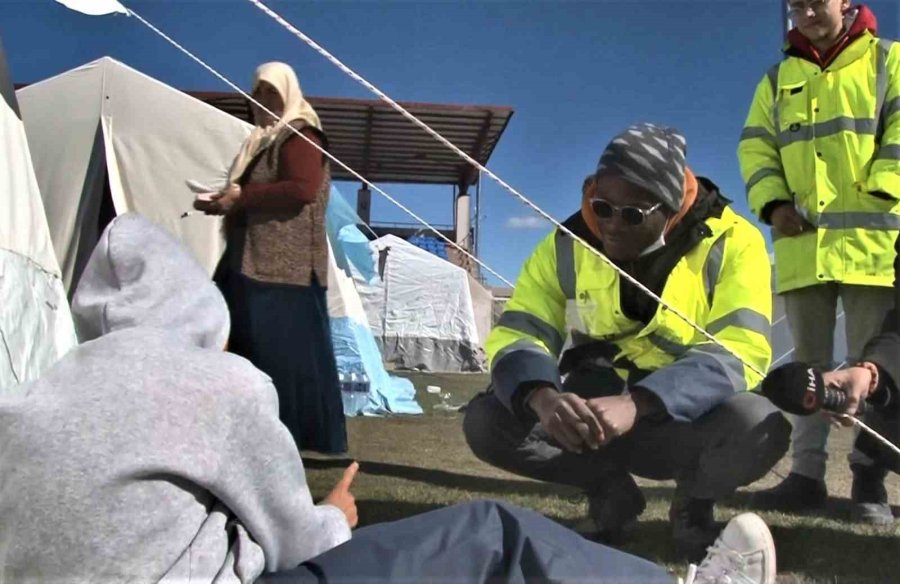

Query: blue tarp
[326,185,421,416]
[325,185,378,283]
[330,317,421,416]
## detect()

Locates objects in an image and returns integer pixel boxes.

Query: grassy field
[303,372,900,583]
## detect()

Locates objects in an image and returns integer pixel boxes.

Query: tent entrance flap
[68,120,114,298]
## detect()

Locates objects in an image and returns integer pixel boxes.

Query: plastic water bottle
[357,373,370,413]
[348,372,359,415]
[339,372,354,414]
[434,391,458,412]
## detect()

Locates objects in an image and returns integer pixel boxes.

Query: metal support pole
[455,184,471,252]
[474,170,481,261]
[357,183,372,225]
[782,0,792,40]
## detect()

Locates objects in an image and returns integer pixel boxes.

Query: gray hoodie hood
[72,213,229,349]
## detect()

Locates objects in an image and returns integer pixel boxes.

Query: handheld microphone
[760,362,868,416]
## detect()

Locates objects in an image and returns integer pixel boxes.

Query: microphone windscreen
[761,362,824,416]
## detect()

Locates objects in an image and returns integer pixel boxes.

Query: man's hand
[528,387,603,453]
[323,461,359,528]
[585,394,638,445]
[822,366,875,421]
[770,204,814,237]
[195,184,241,215]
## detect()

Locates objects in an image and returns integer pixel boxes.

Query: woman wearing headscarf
[195,62,347,454]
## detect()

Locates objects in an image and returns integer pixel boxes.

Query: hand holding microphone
[763,362,900,470]
[822,366,881,421]
[760,362,871,418]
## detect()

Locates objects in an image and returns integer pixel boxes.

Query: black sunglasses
[590,198,663,226]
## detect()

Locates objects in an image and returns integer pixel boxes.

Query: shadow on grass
[770,523,900,583]
[356,499,445,526]
[306,458,688,504]
[724,490,900,519]
[306,458,579,497]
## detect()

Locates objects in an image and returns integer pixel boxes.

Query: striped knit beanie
[595,122,687,213]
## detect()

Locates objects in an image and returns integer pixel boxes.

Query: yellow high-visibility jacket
[487,194,772,423]
[738,32,900,293]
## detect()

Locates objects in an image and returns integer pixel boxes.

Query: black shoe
[670,495,719,562]
[580,473,646,544]
[751,472,827,512]
[850,465,895,525]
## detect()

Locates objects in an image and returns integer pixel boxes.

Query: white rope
[770,348,795,369]
[245,0,769,381]
[765,405,900,478]
[352,203,382,241]
[834,414,900,459]
[125,8,515,288]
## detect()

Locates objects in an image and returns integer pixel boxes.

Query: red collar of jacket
[785,4,878,68]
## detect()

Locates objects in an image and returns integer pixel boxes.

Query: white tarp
[0,34,76,393]
[17,57,252,290]
[356,234,485,372]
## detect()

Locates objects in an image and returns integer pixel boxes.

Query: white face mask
[639,223,668,257]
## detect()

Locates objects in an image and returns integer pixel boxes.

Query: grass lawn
[303,372,900,583]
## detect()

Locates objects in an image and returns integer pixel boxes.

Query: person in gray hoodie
[0,214,776,583]
[0,214,353,581]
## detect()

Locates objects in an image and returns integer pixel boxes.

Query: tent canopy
[17,56,251,291]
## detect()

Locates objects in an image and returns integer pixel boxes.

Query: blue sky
[3,0,898,286]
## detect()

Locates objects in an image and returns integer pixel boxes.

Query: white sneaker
[682,512,776,584]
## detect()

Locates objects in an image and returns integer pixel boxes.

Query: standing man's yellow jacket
[738,31,900,293]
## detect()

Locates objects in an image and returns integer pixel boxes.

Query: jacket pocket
[776,81,809,132]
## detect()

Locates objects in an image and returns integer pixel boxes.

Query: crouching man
[464,123,790,558]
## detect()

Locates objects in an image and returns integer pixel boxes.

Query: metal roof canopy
[186,92,514,187]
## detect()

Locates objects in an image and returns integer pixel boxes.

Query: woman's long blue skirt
[217,268,348,454]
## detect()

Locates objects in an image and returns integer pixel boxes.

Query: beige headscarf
[227,61,322,185]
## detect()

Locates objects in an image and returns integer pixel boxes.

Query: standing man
[738,0,900,524]
[464,123,789,559]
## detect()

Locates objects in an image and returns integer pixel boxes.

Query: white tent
[16,57,250,288]
[18,57,419,415]
[356,234,486,372]
[0,35,76,393]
